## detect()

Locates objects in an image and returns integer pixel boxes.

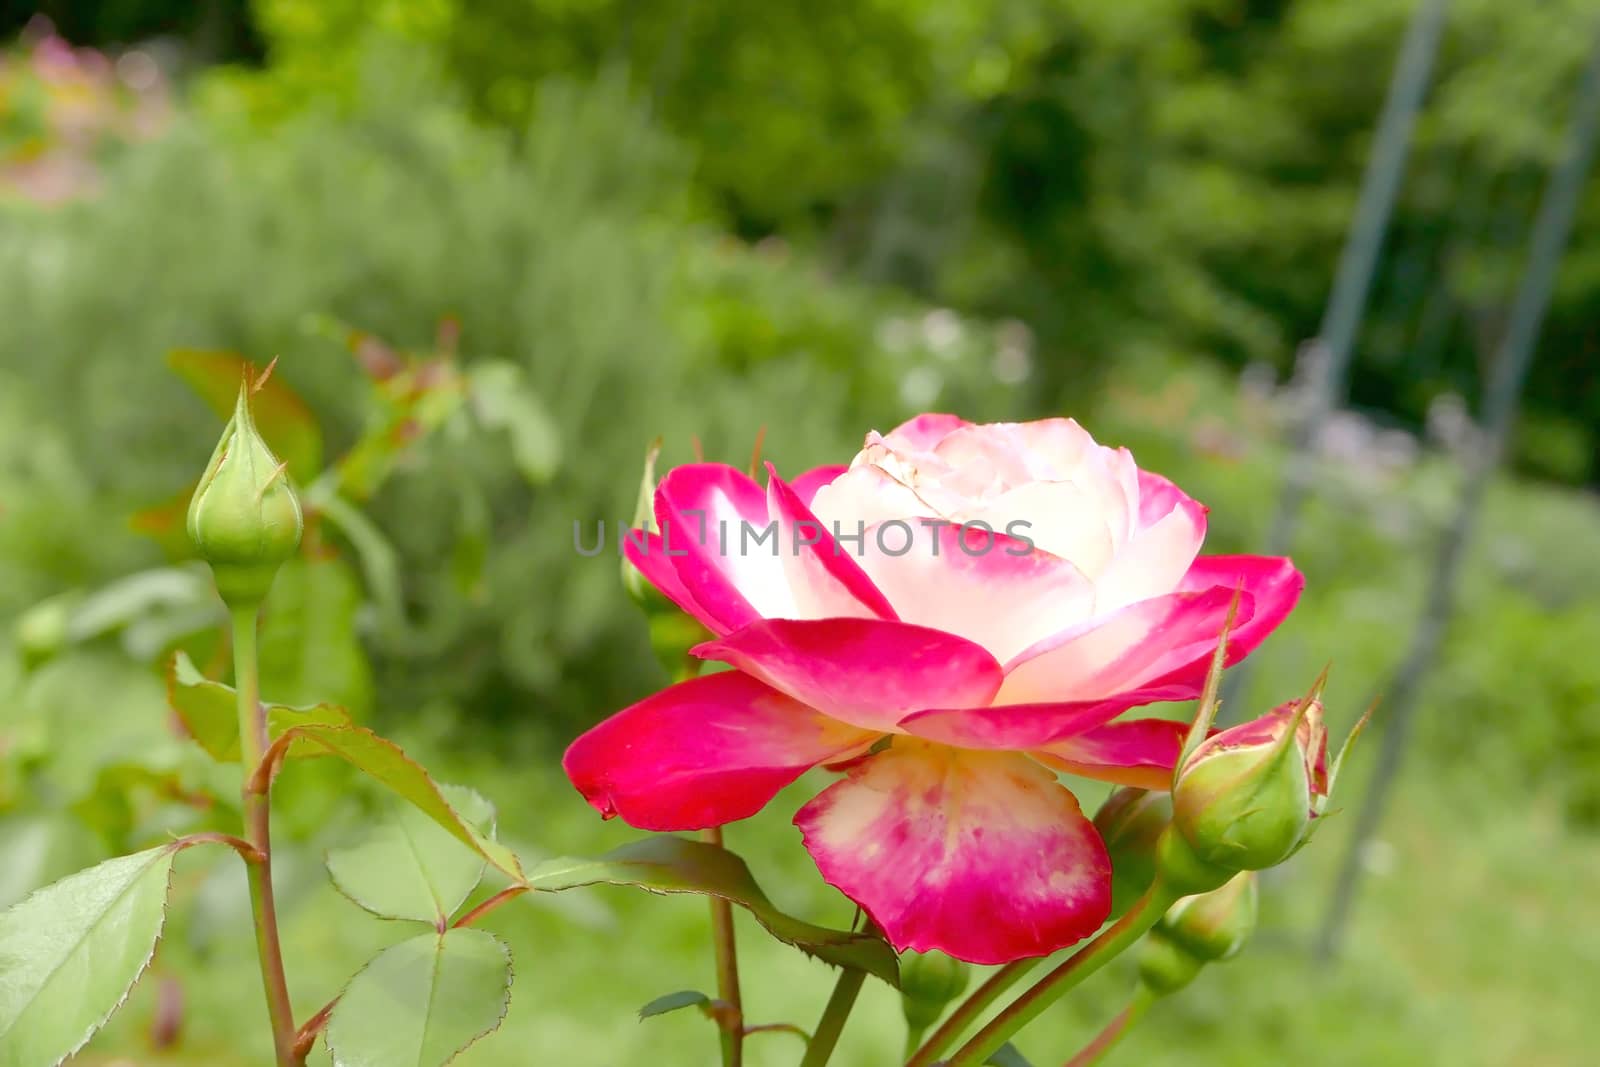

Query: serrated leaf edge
[323,928,514,1067]
[0,844,179,1067]
[269,725,522,881]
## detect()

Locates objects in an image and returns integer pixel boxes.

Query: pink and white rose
[565,414,1302,963]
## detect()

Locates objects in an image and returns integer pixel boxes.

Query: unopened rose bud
[1159,871,1258,963]
[622,439,713,678]
[188,379,302,607]
[1171,696,1327,872]
[1137,928,1203,996]
[899,950,971,1031]
[1094,787,1171,918]
[621,438,664,609]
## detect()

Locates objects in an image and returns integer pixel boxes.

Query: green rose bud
[1094,787,1172,918]
[1137,928,1203,996]
[1159,871,1259,963]
[620,438,712,679]
[188,379,303,607]
[621,438,664,609]
[899,950,971,1032]
[1154,824,1234,898]
[1171,696,1327,872]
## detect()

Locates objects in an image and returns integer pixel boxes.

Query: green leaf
[326,928,512,1067]
[326,785,497,924]
[167,349,324,482]
[637,990,711,1020]
[166,651,351,763]
[0,845,178,1067]
[986,1043,1036,1067]
[524,837,899,985]
[273,723,523,880]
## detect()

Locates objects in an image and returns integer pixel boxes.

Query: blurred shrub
[241,0,936,233]
[1098,350,1600,827]
[0,45,1022,741]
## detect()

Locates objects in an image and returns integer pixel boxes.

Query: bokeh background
[2,1,1598,1064]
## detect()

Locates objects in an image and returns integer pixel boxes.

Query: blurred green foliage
[0,45,1019,741]
[240,0,1600,481]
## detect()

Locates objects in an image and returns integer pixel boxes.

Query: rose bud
[1137,928,1203,996]
[1094,787,1172,918]
[1158,871,1258,963]
[188,379,303,607]
[1171,694,1328,872]
[621,437,666,610]
[899,950,972,1032]
[619,438,712,679]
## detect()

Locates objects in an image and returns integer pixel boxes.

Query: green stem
[233,605,300,1067]
[903,1024,926,1062]
[946,883,1179,1066]
[1061,989,1153,1067]
[800,967,867,1067]
[904,960,1038,1066]
[702,825,744,1067]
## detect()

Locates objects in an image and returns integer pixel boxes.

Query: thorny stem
[904,960,1038,1066]
[233,605,301,1067]
[798,966,867,1067]
[946,883,1179,1066]
[292,998,338,1060]
[1061,990,1153,1067]
[703,825,744,1067]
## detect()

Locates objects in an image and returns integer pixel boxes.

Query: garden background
[2,1,1598,1063]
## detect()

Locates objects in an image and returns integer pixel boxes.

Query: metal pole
[1316,30,1600,962]
[1221,0,1451,716]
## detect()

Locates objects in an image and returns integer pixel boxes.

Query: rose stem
[233,604,301,1066]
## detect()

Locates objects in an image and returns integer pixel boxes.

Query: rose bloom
[565,415,1302,963]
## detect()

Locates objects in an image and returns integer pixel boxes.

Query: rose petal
[563,672,872,831]
[766,467,898,621]
[791,464,849,507]
[966,480,1117,576]
[930,424,1036,498]
[854,521,1095,663]
[1109,447,1143,541]
[882,413,970,451]
[996,587,1254,705]
[622,531,719,632]
[656,463,792,631]
[1032,717,1190,790]
[1092,496,1208,614]
[895,685,1193,749]
[1136,469,1192,530]
[809,462,941,534]
[1168,555,1304,677]
[795,741,1111,964]
[1011,418,1099,480]
[694,618,1003,732]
